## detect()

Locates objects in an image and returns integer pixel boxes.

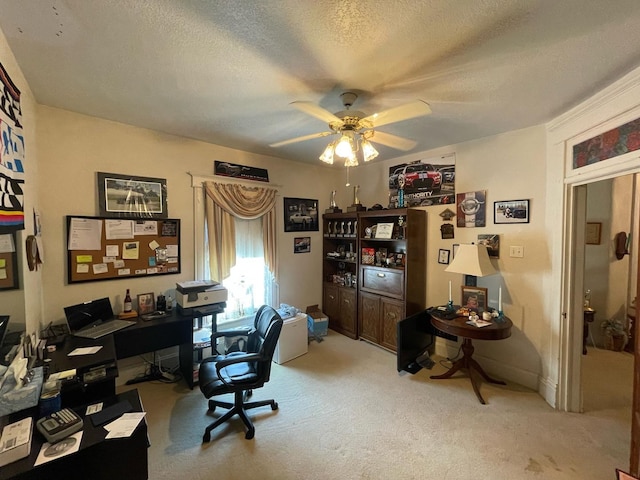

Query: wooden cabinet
[357,208,427,351]
[322,208,427,349]
[322,212,359,339]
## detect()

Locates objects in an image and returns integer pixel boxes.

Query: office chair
[198,305,283,442]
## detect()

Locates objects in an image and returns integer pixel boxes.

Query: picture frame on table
[461,286,488,312]
[97,172,168,218]
[137,292,155,314]
[494,199,530,224]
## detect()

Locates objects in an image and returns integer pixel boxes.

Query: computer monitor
[396,310,435,374]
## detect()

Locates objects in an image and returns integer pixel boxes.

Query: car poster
[388,153,455,208]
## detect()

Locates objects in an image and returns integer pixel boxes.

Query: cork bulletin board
[66,215,181,284]
[0,233,18,290]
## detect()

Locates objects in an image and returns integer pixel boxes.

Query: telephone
[36,408,83,443]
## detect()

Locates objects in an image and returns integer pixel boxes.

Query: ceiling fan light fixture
[361,139,378,162]
[344,153,359,168]
[335,132,355,158]
[319,141,336,164]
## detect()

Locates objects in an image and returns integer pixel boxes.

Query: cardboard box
[306,305,328,337]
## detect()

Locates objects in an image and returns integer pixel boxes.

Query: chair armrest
[215,352,262,387]
[211,327,253,341]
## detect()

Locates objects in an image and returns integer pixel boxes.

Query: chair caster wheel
[203,432,211,443]
[271,401,278,410]
[245,429,255,440]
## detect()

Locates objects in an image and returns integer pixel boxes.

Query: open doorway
[581,175,636,414]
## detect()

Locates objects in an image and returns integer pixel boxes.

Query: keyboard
[73,319,136,339]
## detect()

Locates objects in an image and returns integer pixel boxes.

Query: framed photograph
[461,286,488,312]
[137,292,155,314]
[284,197,318,232]
[477,234,500,258]
[97,172,168,218]
[294,237,310,253]
[585,222,602,245]
[494,199,530,224]
[438,249,450,265]
[452,243,459,259]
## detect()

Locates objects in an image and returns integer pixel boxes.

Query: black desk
[113,310,193,359]
[48,336,118,408]
[0,388,149,480]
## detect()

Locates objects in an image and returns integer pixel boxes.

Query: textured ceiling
[2,0,640,166]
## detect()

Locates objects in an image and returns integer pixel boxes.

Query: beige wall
[36,106,340,324]
[347,126,548,389]
[0,27,41,342]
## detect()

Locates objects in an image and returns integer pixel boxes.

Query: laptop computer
[64,297,136,340]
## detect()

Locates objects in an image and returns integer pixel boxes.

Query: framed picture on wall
[585,222,602,245]
[294,237,310,253]
[438,249,450,264]
[97,172,168,218]
[494,199,530,224]
[283,197,319,232]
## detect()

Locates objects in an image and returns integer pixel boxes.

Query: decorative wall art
[294,237,310,253]
[284,197,318,232]
[477,234,500,258]
[573,116,640,169]
[438,249,450,265]
[388,153,456,208]
[97,172,168,218]
[494,199,530,224]
[585,222,602,245]
[0,63,25,233]
[214,160,269,182]
[456,191,486,228]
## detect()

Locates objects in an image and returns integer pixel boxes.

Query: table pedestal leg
[430,338,505,404]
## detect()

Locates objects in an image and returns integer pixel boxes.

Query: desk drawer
[361,267,404,299]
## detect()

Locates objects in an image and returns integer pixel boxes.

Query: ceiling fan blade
[368,131,417,151]
[269,131,335,148]
[291,101,344,125]
[362,100,431,128]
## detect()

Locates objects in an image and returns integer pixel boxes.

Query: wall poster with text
[388,153,455,208]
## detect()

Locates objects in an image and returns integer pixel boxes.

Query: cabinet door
[380,297,404,352]
[323,283,340,323]
[339,287,357,337]
[359,291,380,343]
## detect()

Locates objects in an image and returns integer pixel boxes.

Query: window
[205,217,274,328]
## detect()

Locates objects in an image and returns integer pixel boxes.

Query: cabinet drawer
[361,267,404,299]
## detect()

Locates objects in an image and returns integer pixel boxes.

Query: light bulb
[335,134,354,158]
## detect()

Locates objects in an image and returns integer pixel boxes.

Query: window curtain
[204,181,278,282]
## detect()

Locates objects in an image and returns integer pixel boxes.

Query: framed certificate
[374,223,394,239]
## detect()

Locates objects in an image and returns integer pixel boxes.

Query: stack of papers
[466,318,492,328]
[103,412,146,439]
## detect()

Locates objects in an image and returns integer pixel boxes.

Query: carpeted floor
[119,331,632,479]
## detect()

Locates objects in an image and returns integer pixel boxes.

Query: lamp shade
[445,244,496,277]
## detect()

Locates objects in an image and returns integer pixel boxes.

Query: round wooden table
[429,311,512,404]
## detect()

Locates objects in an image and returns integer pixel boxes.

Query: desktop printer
[176,280,228,315]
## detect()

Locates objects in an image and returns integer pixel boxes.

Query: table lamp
[445,243,496,287]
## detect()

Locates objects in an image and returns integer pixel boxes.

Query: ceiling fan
[270,92,431,166]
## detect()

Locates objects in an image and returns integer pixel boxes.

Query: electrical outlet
[509,246,524,258]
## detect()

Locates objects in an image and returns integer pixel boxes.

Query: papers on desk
[34,431,83,466]
[466,318,493,328]
[68,346,103,356]
[104,412,146,439]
